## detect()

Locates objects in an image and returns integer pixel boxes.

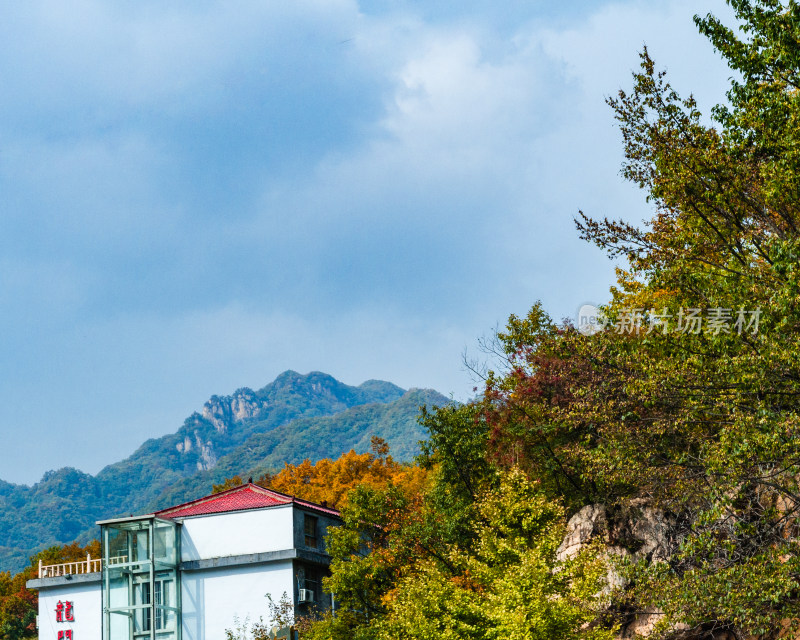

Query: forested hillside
[0,372,448,573]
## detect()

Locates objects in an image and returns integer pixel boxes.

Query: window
[136,582,151,634]
[133,579,171,634]
[305,571,319,595]
[304,515,318,548]
[154,579,171,630]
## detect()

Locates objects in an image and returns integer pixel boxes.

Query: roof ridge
[155,482,290,517]
[154,482,341,519]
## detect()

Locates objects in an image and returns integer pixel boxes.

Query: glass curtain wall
[101,517,181,640]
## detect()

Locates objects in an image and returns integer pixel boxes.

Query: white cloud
[536,0,733,116]
[0,0,365,111]
[0,0,738,484]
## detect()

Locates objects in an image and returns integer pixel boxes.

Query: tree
[375,469,614,640]
[303,467,614,640]
[267,438,428,509]
[299,405,492,639]
[479,1,800,635]
[299,399,616,640]
[213,438,428,510]
[293,2,800,636]
[224,592,294,640]
[0,541,100,640]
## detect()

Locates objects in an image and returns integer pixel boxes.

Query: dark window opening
[305,570,319,594]
[304,515,318,548]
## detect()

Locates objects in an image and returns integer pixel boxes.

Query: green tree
[300,404,493,639]
[302,2,800,636]
[376,469,614,640]
[477,1,800,636]
[304,469,613,640]
[300,399,615,639]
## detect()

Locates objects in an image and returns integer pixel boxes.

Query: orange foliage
[213,437,429,509]
[0,540,101,638]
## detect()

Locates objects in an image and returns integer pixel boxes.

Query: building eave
[95,513,156,526]
[27,572,101,590]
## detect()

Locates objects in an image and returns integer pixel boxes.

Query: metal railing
[39,554,128,578]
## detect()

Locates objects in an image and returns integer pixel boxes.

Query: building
[26,483,341,640]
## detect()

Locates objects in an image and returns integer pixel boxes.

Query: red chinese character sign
[55,601,75,640]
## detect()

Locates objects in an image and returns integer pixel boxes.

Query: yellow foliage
[212,476,244,494]
[214,438,429,509]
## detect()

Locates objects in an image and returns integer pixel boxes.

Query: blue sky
[0,0,733,485]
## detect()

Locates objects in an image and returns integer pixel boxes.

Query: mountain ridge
[0,371,448,573]
[148,387,445,510]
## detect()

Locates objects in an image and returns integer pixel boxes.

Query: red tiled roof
[155,483,340,519]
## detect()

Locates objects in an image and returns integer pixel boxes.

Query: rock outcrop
[558,501,675,638]
[201,388,270,434]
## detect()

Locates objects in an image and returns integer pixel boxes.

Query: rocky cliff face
[169,372,410,473]
[173,389,271,470]
[201,388,270,434]
[561,506,743,639]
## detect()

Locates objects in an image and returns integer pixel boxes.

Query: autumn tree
[213,437,428,510]
[309,1,800,637]
[0,541,100,640]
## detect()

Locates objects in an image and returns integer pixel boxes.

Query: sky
[0,0,734,485]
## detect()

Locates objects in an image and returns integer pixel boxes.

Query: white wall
[181,561,294,640]
[38,582,101,640]
[179,506,294,562]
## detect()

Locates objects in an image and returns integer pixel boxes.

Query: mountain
[151,387,445,508]
[0,371,449,573]
[93,371,408,515]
